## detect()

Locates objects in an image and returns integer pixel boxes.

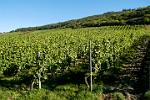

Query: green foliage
[144,90,150,100]
[93,85,104,94]
[112,92,125,100]
[0,25,150,99]
[0,25,149,86]
[144,17,150,24]
[71,91,98,100]
[0,88,67,100]
[18,89,67,100]
[0,88,19,100]
[0,85,101,100]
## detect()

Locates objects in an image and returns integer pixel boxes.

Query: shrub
[144,90,150,100]
[72,91,97,100]
[93,84,103,93]
[112,92,125,100]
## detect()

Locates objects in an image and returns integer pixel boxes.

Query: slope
[13,6,150,32]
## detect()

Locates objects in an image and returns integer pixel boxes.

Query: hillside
[13,6,150,32]
[1,25,150,99]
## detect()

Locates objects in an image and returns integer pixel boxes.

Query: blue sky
[0,0,150,32]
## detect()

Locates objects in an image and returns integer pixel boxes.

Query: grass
[0,84,104,100]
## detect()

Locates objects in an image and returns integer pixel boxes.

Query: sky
[0,0,150,32]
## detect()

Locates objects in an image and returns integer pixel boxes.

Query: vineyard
[0,25,150,99]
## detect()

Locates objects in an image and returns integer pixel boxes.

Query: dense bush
[144,90,150,100]
[112,92,125,100]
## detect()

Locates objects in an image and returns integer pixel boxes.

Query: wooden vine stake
[38,52,41,89]
[149,62,150,89]
[89,40,93,92]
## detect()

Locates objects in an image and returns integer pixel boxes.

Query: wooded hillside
[13,6,150,32]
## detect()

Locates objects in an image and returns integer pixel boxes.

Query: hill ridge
[13,6,150,32]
